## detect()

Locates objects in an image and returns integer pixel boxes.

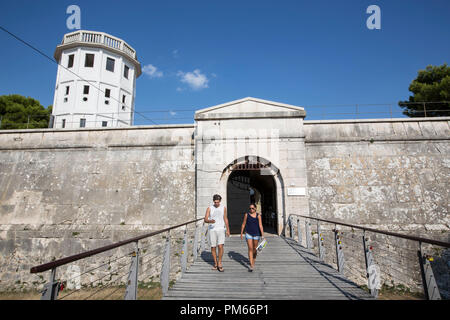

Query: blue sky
[0,0,449,124]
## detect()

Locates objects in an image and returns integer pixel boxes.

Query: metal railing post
[161,230,171,296]
[418,241,441,300]
[181,226,188,274]
[334,227,345,274]
[206,225,210,249]
[200,224,205,252]
[193,223,200,261]
[305,220,312,249]
[297,218,302,245]
[317,222,325,260]
[289,216,294,238]
[124,241,139,300]
[363,231,380,298]
[41,267,60,300]
[200,224,209,252]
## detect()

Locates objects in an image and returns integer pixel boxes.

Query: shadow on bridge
[200,247,251,269]
[283,237,367,300]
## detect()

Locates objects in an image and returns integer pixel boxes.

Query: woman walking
[240,203,264,271]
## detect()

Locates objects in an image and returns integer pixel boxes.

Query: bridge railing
[287,214,449,300]
[29,218,208,300]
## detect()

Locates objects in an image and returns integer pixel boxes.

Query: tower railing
[29,218,208,300]
[287,214,450,300]
[62,30,137,60]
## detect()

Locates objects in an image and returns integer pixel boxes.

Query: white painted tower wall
[51,30,141,129]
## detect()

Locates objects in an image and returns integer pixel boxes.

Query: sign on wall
[287,187,306,196]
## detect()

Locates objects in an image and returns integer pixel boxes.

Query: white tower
[51,30,142,128]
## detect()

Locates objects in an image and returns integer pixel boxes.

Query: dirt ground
[377,291,424,300]
[0,287,162,300]
[1,288,424,300]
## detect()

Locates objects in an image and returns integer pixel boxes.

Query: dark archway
[226,169,277,235]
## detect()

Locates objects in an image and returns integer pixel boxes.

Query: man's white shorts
[209,229,225,247]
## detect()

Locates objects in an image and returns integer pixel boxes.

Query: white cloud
[177,69,209,90]
[172,49,179,58]
[169,111,177,116]
[142,64,163,78]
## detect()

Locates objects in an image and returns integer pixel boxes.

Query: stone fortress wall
[0,116,448,294]
[0,125,196,290]
[301,117,450,297]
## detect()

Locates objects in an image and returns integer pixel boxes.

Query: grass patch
[359,283,424,300]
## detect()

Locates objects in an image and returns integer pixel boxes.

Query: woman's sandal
[212,264,218,270]
[217,265,224,272]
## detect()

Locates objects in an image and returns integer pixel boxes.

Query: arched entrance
[224,157,279,235]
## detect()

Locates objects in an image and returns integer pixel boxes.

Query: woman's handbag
[256,238,267,252]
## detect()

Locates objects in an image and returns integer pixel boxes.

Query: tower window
[68,54,74,68]
[62,119,66,128]
[122,95,126,103]
[85,54,94,67]
[65,86,70,95]
[80,118,86,128]
[106,57,115,72]
[124,65,129,79]
[105,89,111,98]
[102,121,108,127]
[83,85,90,94]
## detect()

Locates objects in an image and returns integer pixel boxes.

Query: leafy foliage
[0,94,52,129]
[399,64,450,117]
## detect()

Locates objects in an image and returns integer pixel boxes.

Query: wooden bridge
[30,216,447,300]
[164,236,374,300]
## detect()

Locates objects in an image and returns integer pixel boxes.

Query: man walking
[204,194,230,272]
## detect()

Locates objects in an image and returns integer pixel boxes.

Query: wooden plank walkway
[164,236,374,300]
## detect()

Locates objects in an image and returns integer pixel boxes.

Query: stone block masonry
[303,118,450,235]
[303,118,450,298]
[0,125,196,291]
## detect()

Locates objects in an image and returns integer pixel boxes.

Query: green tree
[399,64,450,117]
[0,94,52,129]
